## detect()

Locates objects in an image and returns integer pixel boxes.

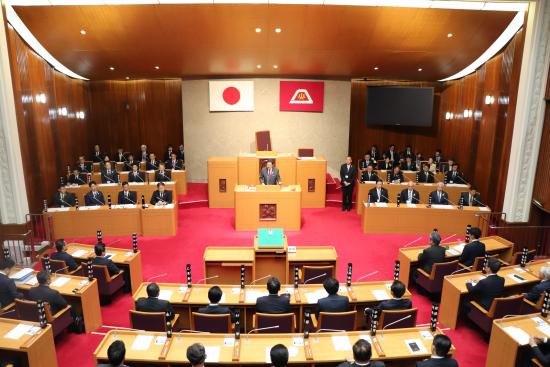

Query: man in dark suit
[85,181,105,206]
[177,144,185,162]
[418,164,435,183]
[418,231,446,274]
[446,163,466,184]
[524,266,550,303]
[163,145,174,163]
[337,339,386,367]
[114,148,127,163]
[389,166,404,184]
[316,277,349,316]
[27,270,69,315]
[361,164,379,183]
[466,258,505,310]
[270,344,289,367]
[53,185,76,207]
[98,340,129,367]
[401,157,417,171]
[128,164,146,183]
[186,343,206,367]
[401,145,414,159]
[150,182,173,205]
[379,280,413,311]
[0,258,23,307]
[50,239,78,272]
[123,154,138,172]
[138,144,149,162]
[155,163,172,182]
[146,153,160,170]
[368,181,389,203]
[135,282,174,320]
[76,156,92,173]
[434,150,444,165]
[369,145,379,161]
[256,277,291,314]
[340,156,356,211]
[379,157,393,170]
[92,144,105,163]
[92,244,121,276]
[385,144,398,163]
[459,227,486,267]
[416,334,458,367]
[359,153,375,172]
[197,285,236,322]
[399,181,420,204]
[101,162,119,184]
[69,169,88,185]
[260,161,281,185]
[429,183,449,205]
[167,153,184,170]
[460,187,483,206]
[117,182,137,205]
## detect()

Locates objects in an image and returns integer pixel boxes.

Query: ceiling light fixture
[275,27,282,33]
[80,29,86,35]
[155,66,160,69]
[273,65,278,69]
[447,33,453,38]
[257,64,262,69]
[255,27,262,33]
[418,68,423,71]
[109,66,115,70]
[125,76,130,80]
[374,66,379,70]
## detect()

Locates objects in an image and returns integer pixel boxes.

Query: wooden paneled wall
[87,79,183,158]
[6,25,92,214]
[349,29,525,211]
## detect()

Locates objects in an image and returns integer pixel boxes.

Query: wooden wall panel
[88,79,183,158]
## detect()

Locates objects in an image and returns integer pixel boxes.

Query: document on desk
[245,290,269,303]
[406,204,417,208]
[332,335,352,351]
[158,290,173,301]
[50,277,71,288]
[431,205,453,209]
[24,276,38,286]
[372,289,390,301]
[72,249,89,258]
[131,335,153,351]
[374,203,388,207]
[405,339,428,354]
[305,289,328,304]
[537,323,550,338]
[503,326,530,345]
[507,273,528,283]
[4,323,34,339]
[205,346,221,362]
[47,207,70,212]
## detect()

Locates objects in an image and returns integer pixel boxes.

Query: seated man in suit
[361,164,379,183]
[198,285,236,322]
[150,182,173,205]
[85,181,105,206]
[50,239,78,272]
[114,148,126,163]
[98,340,128,367]
[167,152,184,170]
[187,343,206,367]
[337,339,386,367]
[385,144,398,163]
[526,335,550,366]
[460,187,483,206]
[260,161,281,185]
[429,183,449,205]
[123,154,138,172]
[459,227,485,267]
[53,184,76,207]
[446,163,465,184]
[416,334,458,367]
[316,277,349,316]
[434,149,444,165]
[270,344,289,367]
[379,156,393,171]
[256,277,291,314]
[359,153,374,172]
[163,145,174,163]
[92,144,105,163]
[92,244,121,276]
[389,166,404,184]
[0,258,23,307]
[27,270,69,315]
[399,181,420,204]
[76,155,92,173]
[128,164,146,183]
[135,282,174,320]
[418,164,435,183]
[155,163,172,182]
[400,157,417,171]
[379,280,412,311]
[524,266,550,303]
[177,144,185,162]
[368,181,389,203]
[101,162,119,184]
[418,231,446,274]
[69,168,88,185]
[137,144,148,162]
[465,258,505,311]
[118,182,137,205]
[402,145,414,159]
[146,153,160,171]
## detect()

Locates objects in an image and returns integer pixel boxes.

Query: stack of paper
[50,277,70,287]
[245,290,269,303]
[205,346,221,362]
[158,290,173,301]
[304,289,328,304]
[4,323,34,339]
[131,335,153,351]
[372,289,390,301]
[47,207,70,212]
[72,250,89,258]
[9,268,33,281]
[431,204,453,209]
[503,326,530,345]
[331,335,352,351]
[374,203,388,208]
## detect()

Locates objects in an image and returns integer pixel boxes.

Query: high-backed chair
[467,295,524,334]
[92,265,125,301]
[15,299,73,337]
[532,358,544,367]
[521,293,545,315]
[302,266,334,284]
[0,302,16,319]
[378,308,418,330]
[459,255,498,272]
[129,310,179,332]
[416,260,459,295]
[253,313,296,333]
[191,312,232,333]
[510,250,536,265]
[44,258,82,276]
[314,311,357,332]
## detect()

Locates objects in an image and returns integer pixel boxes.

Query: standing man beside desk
[316,277,349,316]
[0,258,23,307]
[118,182,137,205]
[50,239,78,272]
[256,277,291,314]
[429,183,449,205]
[418,231,445,274]
[399,181,420,204]
[368,181,389,203]
[85,181,105,206]
[260,161,281,185]
[459,227,485,267]
[340,156,356,211]
[465,259,504,311]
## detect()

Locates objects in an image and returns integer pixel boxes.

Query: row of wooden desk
[359,169,446,185]
[45,204,178,237]
[86,169,188,195]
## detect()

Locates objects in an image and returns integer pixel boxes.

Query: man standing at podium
[260,161,281,185]
[340,156,356,211]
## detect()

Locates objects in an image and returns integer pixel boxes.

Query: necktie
[93,192,96,198]
[377,189,381,201]
[268,169,272,176]
[469,195,473,206]
[453,172,456,178]
[125,191,128,198]
[61,193,64,200]
[107,170,111,175]
[438,192,441,201]
[408,191,412,201]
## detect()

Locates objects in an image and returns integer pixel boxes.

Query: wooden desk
[90,170,187,195]
[66,181,176,206]
[356,182,470,214]
[94,327,449,365]
[361,203,491,235]
[14,270,102,333]
[67,242,143,294]
[439,266,539,329]
[375,169,445,184]
[238,154,297,187]
[523,259,550,277]
[397,236,514,287]
[235,185,301,231]
[486,313,549,367]
[0,318,58,367]
[132,281,411,332]
[287,246,338,283]
[208,157,239,208]
[141,204,178,236]
[296,157,327,208]
[204,247,256,284]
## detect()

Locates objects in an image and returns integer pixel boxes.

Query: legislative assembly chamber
[1,1,550,367]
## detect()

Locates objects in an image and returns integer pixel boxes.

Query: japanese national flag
[209,80,254,112]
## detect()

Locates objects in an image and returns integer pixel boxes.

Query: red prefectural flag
[279,81,324,112]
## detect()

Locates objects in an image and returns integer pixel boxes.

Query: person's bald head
[437,182,444,191]
[407,181,415,189]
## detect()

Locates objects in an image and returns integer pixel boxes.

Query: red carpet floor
[53,183,487,367]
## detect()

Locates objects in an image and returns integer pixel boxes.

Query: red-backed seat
[191,312,232,333]
[378,308,417,330]
[253,313,296,333]
[302,266,334,284]
[129,310,179,332]
[467,295,524,334]
[15,299,73,337]
[416,260,459,295]
[313,310,357,332]
[92,265,125,302]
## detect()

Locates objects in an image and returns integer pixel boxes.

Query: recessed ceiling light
[109,66,115,70]
[257,64,262,69]
[273,65,278,69]
[447,33,453,38]
[374,66,379,70]
[155,66,160,69]
[418,68,423,71]
[80,29,86,35]
[125,76,130,80]
[275,27,282,33]
[255,27,262,33]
